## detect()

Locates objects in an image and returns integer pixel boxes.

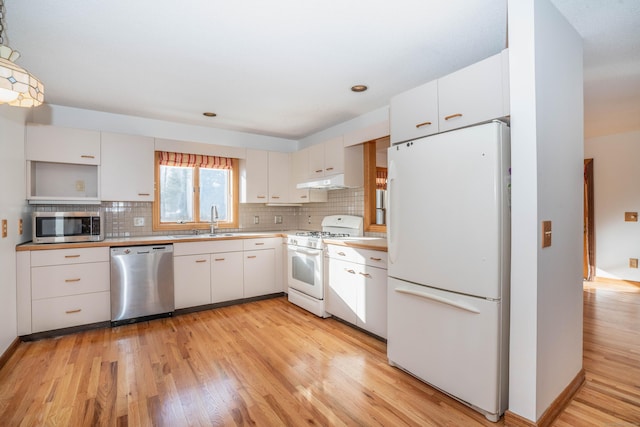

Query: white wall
[0,105,30,355]
[585,129,640,281]
[30,104,298,152]
[508,0,584,422]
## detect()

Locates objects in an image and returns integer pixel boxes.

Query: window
[363,136,390,233]
[153,151,239,230]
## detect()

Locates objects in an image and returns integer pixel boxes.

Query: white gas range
[286,215,364,317]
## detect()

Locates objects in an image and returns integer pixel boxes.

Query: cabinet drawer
[31,247,109,267]
[173,240,243,256]
[326,245,387,268]
[32,262,110,299]
[243,237,282,251]
[32,291,110,333]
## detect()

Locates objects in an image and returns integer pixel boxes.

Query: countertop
[322,237,388,252]
[17,233,388,252]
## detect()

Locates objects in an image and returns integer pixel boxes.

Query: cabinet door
[268,151,290,203]
[290,148,310,202]
[356,265,387,338]
[326,258,358,325]
[323,136,344,175]
[101,132,154,201]
[242,149,268,203]
[307,144,325,180]
[390,80,439,144]
[438,51,507,132]
[26,124,101,165]
[173,255,211,308]
[243,249,275,298]
[211,251,244,303]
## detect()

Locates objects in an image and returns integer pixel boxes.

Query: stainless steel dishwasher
[110,244,174,324]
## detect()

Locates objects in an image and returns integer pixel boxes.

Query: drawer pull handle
[214,258,225,261]
[444,113,463,121]
[325,167,334,171]
[257,195,266,199]
[247,255,257,259]
[138,193,150,196]
[65,278,81,283]
[345,269,356,274]
[359,272,372,278]
[255,242,264,246]
[65,309,82,314]
[337,252,346,256]
[80,155,95,159]
[195,259,207,263]
[415,121,432,128]
[369,257,382,261]
[64,255,81,258]
[271,196,280,199]
[315,169,323,173]
[301,195,308,199]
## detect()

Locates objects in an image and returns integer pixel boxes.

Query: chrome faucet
[210,205,219,234]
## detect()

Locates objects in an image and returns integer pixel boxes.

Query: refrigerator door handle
[387,159,397,264]
[394,286,481,314]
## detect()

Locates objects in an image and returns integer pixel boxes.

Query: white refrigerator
[386,121,510,422]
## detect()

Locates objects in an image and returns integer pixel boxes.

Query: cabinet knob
[337,252,346,256]
[325,167,334,171]
[415,121,432,128]
[444,113,463,121]
[369,257,382,261]
[80,155,95,159]
[65,309,82,314]
[345,268,356,274]
[138,193,150,196]
[315,169,323,173]
[255,242,264,246]
[64,255,81,258]
[214,258,225,261]
[65,278,81,283]
[247,255,257,259]
[271,196,280,199]
[359,272,372,279]
[195,259,207,263]
[257,195,266,199]
[301,195,308,199]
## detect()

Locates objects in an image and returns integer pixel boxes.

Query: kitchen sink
[167,233,236,239]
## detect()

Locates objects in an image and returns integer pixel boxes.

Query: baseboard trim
[504,368,585,427]
[0,337,21,370]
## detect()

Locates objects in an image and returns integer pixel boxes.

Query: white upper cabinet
[438,49,510,132]
[267,151,290,203]
[390,80,439,144]
[390,49,510,143]
[289,149,328,203]
[308,135,344,179]
[26,124,100,165]
[101,132,154,201]
[240,149,269,203]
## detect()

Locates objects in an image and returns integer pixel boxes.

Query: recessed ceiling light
[351,85,368,93]
[203,112,217,117]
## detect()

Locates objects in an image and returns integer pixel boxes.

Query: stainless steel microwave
[32,211,104,243]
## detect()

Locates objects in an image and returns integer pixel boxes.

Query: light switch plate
[542,220,552,248]
[133,217,144,226]
[1,219,7,238]
[625,212,638,222]
[630,258,638,268]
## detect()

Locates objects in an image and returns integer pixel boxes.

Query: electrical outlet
[133,217,145,226]
[542,220,552,248]
[75,180,85,192]
[308,215,312,225]
[1,219,7,238]
[630,258,638,268]
[253,215,259,224]
[274,215,283,224]
[18,218,23,235]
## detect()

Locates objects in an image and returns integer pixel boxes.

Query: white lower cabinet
[212,251,244,303]
[174,237,283,309]
[173,254,211,309]
[18,247,111,335]
[326,245,388,338]
[244,249,276,298]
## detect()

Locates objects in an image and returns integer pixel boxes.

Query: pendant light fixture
[0,0,44,107]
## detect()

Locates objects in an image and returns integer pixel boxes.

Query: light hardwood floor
[0,280,638,426]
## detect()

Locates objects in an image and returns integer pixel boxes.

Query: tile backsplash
[31,187,385,238]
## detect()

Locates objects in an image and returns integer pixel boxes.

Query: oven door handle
[292,248,322,257]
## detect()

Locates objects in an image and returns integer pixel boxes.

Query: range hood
[296,174,350,190]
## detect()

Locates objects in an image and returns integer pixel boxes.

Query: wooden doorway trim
[584,159,595,281]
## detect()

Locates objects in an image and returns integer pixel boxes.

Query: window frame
[152,151,239,231]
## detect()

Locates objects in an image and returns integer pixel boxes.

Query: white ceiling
[4,0,640,141]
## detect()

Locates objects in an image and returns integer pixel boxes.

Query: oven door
[287,245,324,299]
